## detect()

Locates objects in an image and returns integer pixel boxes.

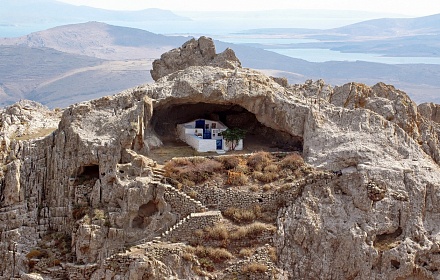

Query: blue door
[195,119,205,129]
[216,139,223,150]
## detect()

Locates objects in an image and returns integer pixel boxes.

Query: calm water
[267,48,440,64]
[215,36,440,65]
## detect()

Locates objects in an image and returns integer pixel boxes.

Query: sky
[57,0,440,16]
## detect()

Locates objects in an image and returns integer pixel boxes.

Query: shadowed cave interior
[150,102,303,152]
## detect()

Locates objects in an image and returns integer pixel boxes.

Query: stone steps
[163,184,208,212]
[160,210,222,242]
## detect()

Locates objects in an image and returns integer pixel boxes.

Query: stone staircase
[126,166,210,247]
[163,184,208,213]
[151,167,166,182]
[160,211,222,243]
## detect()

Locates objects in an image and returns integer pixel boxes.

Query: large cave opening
[150,102,303,153]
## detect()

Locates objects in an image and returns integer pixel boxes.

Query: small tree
[221,128,246,151]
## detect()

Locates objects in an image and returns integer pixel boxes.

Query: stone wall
[222,245,281,280]
[162,184,207,220]
[184,172,335,213]
[161,211,222,243]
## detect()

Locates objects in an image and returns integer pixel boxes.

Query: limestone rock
[150,36,241,81]
[3,159,22,206]
[0,37,439,279]
[419,102,440,123]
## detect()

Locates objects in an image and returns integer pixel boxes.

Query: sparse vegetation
[247,151,273,171]
[239,248,255,258]
[267,246,278,262]
[204,224,229,240]
[164,157,222,185]
[164,151,307,190]
[186,245,233,272]
[202,221,276,242]
[223,205,261,224]
[280,153,304,169]
[242,262,268,273]
[221,156,241,170]
[26,249,45,259]
[93,209,105,220]
[26,231,72,271]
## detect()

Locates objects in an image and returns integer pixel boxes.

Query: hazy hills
[0,0,188,25]
[0,22,189,60]
[0,22,190,107]
[240,13,440,57]
[1,21,440,108]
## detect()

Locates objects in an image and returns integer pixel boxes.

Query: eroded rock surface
[150,36,241,81]
[0,37,440,279]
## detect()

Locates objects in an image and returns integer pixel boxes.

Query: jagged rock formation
[1,37,440,279]
[150,36,241,81]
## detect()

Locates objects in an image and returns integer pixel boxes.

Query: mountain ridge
[0,0,189,25]
[1,21,440,108]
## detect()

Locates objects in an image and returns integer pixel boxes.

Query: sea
[2,18,440,65]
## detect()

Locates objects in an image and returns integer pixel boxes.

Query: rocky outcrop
[150,36,241,81]
[322,82,440,166]
[1,37,440,279]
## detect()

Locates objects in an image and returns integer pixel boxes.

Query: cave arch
[150,102,303,152]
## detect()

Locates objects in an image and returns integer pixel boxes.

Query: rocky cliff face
[1,37,440,279]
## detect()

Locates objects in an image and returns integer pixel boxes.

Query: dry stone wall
[161,211,222,243]
[185,172,335,213]
[162,183,207,219]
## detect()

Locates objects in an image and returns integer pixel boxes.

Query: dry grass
[242,262,268,273]
[230,222,276,240]
[264,164,279,173]
[280,153,304,169]
[247,151,273,171]
[223,205,261,224]
[239,248,255,258]
[254,171,278,183]
[164,157,223,185]
[221,156,241,170]
[267,246,278,262]
[204,224,229,240]
[187,189,198,199]
[227,171,248,186]
[26,249,45,259]
[187,245,233,263]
